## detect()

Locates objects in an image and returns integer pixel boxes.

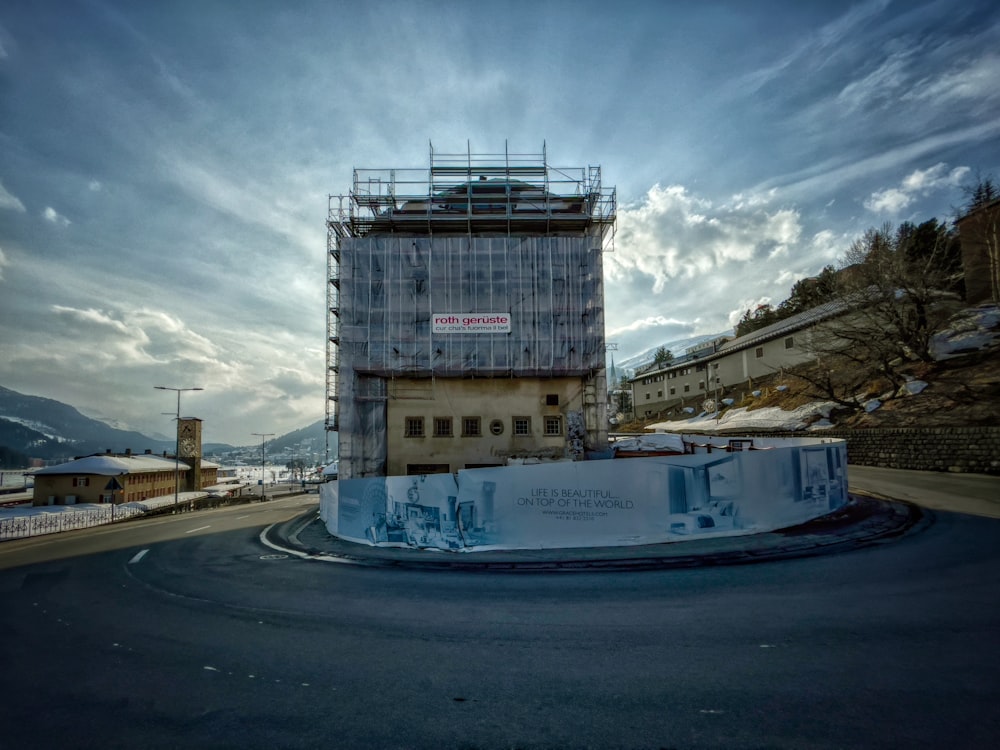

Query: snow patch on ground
[931,304,1000,359]
[647,401,839,433]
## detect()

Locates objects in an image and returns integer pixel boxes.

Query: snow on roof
[35,453,191,476]
[611,433,686,454]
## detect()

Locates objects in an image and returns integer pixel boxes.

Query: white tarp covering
[319,436,848,551]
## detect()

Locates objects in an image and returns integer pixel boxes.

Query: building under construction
[326,143,616,478]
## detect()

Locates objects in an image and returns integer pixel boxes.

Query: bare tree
[791,221,963,409]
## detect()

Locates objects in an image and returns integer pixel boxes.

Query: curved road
[1,488,999,749]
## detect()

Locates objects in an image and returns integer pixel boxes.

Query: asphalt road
[1,494,998,749]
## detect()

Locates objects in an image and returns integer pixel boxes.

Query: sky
[1,0,998,446]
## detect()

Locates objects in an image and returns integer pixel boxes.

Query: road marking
[236,515,251,520]
[128,549,149,564]
[185,525,211,534]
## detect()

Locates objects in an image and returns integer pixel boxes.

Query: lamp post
[154,386,204,511]
[252,432,274,501]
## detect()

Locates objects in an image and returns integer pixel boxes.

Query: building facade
[630,302,845,419]
[327,144,617,478]
[31,417,218,506]
[956,196,1000,305]
[32,450,220,506]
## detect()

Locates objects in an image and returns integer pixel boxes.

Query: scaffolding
[325,144,617,467]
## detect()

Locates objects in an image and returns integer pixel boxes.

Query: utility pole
[252,432,274,501]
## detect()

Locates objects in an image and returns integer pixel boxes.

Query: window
[784,336,794,349]
[645,393,651,400]
[72,477,90,487]
[544,416,562,436]
[657,390,663,397]
[755,346,764,359]
[462,417,481,437]
[699,381,706,390]
[545,394,559,406]
[684,384,690,393]
[489,419,504,436]
[669,387,676,395]
[512,416,531,436]
[404,417,424,437]
[433,417,452,437]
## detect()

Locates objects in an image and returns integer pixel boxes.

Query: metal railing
[0,504,147,542]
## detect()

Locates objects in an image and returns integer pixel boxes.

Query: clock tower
[177,418,203,491]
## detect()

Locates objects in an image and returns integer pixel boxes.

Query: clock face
[179,421,195,437]
[179,437,198,456]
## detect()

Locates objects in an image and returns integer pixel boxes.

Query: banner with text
[432,313,511,334]
[319,440,848,551]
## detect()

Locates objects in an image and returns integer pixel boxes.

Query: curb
[261,494,926,573]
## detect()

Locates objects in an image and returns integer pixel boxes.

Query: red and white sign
[432,313,511,334]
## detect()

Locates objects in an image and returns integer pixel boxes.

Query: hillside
[0,385,178,462]
[620,305,1000,433]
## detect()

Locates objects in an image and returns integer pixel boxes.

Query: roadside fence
[0,503,147,542]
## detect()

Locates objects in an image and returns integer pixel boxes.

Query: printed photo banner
[320,439,848,551]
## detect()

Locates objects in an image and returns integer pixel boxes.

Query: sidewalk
[848,465,1000,519]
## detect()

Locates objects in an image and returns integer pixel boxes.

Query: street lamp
[154,386,204,511]
[252,432,274,501]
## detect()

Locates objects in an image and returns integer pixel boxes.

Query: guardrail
[0,504,147,542]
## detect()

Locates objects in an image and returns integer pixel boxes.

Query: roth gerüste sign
[432,313,511,334]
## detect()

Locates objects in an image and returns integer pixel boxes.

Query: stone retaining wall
[720,426,1000,475]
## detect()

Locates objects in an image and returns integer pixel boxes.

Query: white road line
[236,515,250,520]
[128,549,149,564]
[185,525,211,534]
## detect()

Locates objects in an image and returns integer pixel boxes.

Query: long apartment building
[630,301,845,419]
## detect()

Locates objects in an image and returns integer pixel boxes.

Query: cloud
[837,48,913,113]
[608,184,804,293]
[864,162,970,214]
[904,51,1000,108]
[603,185,852,361]
[42,206,71,225]
[49,305,220,369]
[89,180,102,192]
[607,315,692,338]
[0,179,26,212]
[736,0,892,94]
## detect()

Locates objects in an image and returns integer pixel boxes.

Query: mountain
[239,419,335,459]
[0,385,176,462]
